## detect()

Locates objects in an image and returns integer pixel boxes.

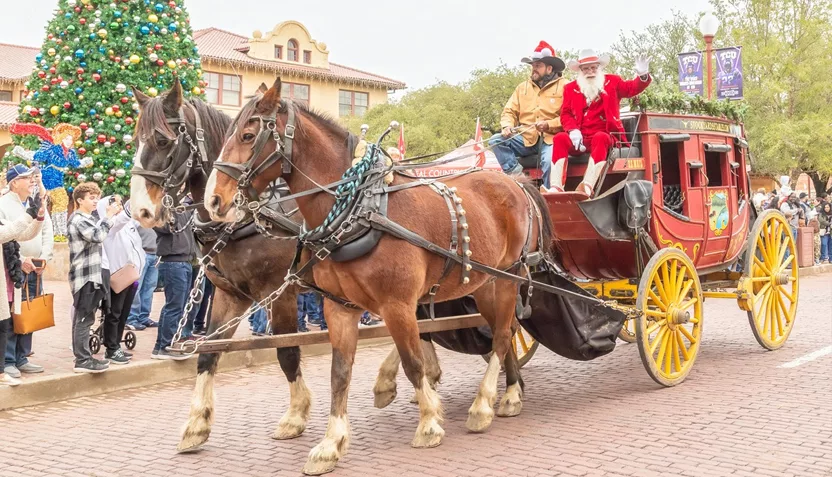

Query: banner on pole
[716,46,743,99]
[678,51,704,97]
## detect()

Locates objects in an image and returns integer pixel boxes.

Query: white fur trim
[541,48,552,57]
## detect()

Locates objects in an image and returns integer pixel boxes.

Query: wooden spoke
[645,309,667,319]
[672,331,683,373]
[676,331,691,361]
[517,330,530,353]
[645,319,667,336]
[753,255,771,276]
[675,266,688,299]
[656,330,671,369]
[770,223,783,264]
[649,326,668,355]
[753,282,772,302]
[775,237,789,267]
[648,289,668,312]
[777,255,795,274]
[655,272,671,307]
[679,297,698,311]
[778,285,797,304]
[678,324,697,345]
[757,236,771,266]
[669,260,679,301]
[775,289,793,325]
[679,279,694,303]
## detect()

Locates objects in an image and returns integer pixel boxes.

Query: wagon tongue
[517,269,627,361]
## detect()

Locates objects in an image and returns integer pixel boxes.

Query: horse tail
[520,180,554,258]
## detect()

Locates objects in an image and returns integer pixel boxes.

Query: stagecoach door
[697,136,737,266]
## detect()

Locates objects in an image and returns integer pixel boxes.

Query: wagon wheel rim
[636,249,703,387]
[511,327,538,365]
[745,211,799,350]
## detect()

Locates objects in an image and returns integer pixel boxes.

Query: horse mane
[234,94,350,142]
[137,95,233,156]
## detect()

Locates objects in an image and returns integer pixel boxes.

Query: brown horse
[205,78,553,475]
[129,82,313,451]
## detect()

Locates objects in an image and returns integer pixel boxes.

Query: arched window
[287,39,299,62]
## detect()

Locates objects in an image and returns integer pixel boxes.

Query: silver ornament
[116,169,126,178]
[93,172,103,181]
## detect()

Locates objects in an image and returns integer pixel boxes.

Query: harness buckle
[285,124,296,140]
[162,194,174,209]
[195,128,205,142]
[315,248,331,261]
[428,284,440,296]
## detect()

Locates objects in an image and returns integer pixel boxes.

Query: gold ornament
[49,188,69,213]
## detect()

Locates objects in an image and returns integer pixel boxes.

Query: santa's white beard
[577,71,606,103]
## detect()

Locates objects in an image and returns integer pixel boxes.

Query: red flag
[397,123,406,158]
[473,117,486,167]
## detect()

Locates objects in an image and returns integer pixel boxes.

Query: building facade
[0,20,404,155]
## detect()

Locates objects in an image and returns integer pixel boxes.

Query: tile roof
[0,101,20,130]
[193,28,405,90]
[0,43,38,83]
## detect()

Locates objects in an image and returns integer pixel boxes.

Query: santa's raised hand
[635,56,651,77]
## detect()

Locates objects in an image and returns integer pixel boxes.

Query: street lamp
[699,12,720,100]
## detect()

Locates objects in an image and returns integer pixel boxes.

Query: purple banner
[678,51,704,97]
[716,46,743,99]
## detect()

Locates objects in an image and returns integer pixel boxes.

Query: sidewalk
[3,264,830,411]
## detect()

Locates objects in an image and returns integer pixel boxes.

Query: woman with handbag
[94,196,143,365]
[0,166,45,387]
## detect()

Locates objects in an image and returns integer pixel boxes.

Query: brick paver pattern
[1,275,830,477]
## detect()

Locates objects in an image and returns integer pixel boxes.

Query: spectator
[0,165,45,386]
[360,311,382,327]
[68,182,120,374]
[191,279,213,335]
[250,303,269,336]
[0,166,52,378]
[151,208,195,360]
[798,192,811,216]
[806,208,821,266]
[780,193,803,264]
[126,225,159,331]
[297,291,325,332]
[95,196,143,365]
[819,202,831,264]
[752,188,767,213]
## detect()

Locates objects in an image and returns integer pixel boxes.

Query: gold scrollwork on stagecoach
[654,218,700,261]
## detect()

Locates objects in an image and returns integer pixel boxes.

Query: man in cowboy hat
[544,50,652,197]
[488,41,566,188]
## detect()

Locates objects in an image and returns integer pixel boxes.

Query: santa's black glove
[25,193,43,219]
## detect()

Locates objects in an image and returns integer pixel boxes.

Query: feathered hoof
[272,414,307,440]
[496,398,523,417]
[302,443,341,476]
[176,433,208,454]
[409,393,419,404]
[465,408,494,433]
[373,382,397,409]
[411,420,445,448]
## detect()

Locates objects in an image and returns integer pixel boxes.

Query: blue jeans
[821,234,831,261]
[249,304,269,334]
[5,272,38,367]
[193,279,214,330]
[127,252,158,326]
[297,291,325,330]
[488,134,553,188]
[153,261,192,352]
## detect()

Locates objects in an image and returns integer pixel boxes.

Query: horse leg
[410,339,442,404]
[271,288,312,440]
[178,289,248,453]
[302,302,360,476]
[467,283,517,432]
[373,345,401,408]
[496,343,524,417]
[379,302,445,448]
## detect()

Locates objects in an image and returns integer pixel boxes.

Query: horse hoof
[302,459,337,476]
[411,421,445,448]
[272,419,306,440]
[409,394,419,404]
[465,409,494,433]
[374,389,397,409]
[496,399,523,418]
[176,437,206,454]
[302,444,340,476]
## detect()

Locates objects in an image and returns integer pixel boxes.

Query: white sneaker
[1,374,21,387]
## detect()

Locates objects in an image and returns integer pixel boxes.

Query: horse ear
[163,80,183,112]
[132,87,150,108]
[257,82,268,94]
[258,77,282,113]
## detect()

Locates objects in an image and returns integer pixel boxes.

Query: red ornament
[156,59,164,66]
[92,73,101,82]
[79,18,86,25]
[106,176,115,183]
[78,147,87,155]
[49,67,56,74]
[79,122,89,130]
[76,67,85,75]
[37,71,46,79]
[169,1,176,7]
[97,134,106,143]
[154,44,162,50]
[114,56,121,63]
[50,78,59,85]
[29,109,39,117]
[124,117,134,126]
[109,136,116,143]
[112,105,120,113]
[63,102,71,109]
[47,34,54,40]
[41,85,50,92]
[120,97,129,104]
[74,6,81,12]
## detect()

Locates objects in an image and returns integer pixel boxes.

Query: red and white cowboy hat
[521,41,566,72]
[568,48,611,72]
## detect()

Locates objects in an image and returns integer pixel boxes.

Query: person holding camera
[0,165,46,386]
[0,165,52,379]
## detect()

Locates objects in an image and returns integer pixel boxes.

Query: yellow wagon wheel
[483,326,539,368]
[618,318,637,343]
[635,248,703,387]
[742,210,799,350]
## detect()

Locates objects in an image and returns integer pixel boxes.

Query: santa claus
[544,50,652,197]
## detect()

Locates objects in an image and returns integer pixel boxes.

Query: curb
[0,337,393,412]
[798,263,832,277]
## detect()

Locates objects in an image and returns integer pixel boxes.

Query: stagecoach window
[660,142,685,214]
[339,90,369,117]
[281,82,310,108]
[203,72,241,107]
[0,90,11,102]
[704,151,725,187]
[288,39,299,62]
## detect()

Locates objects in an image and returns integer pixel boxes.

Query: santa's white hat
[521,41,566,72]
[568,49,611,72]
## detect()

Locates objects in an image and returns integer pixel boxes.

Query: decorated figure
[545,50,652,197]
[10,123,89,239]
[489,41,566,188]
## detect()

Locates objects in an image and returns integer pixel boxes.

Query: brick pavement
[1,275,830,477]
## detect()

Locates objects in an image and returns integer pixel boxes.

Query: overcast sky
[2,0,713,92]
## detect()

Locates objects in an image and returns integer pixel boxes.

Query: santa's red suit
[550,73,651,192]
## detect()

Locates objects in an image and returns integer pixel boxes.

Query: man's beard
[577,71,606,103]
[533,71,557,88]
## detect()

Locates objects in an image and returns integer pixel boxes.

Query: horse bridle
[213,99,296,209]
[132,102,210,215]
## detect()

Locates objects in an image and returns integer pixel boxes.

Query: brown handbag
[109,262,140,294]
[12,278,55,334]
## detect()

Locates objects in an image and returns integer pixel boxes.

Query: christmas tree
[2,0,204,197]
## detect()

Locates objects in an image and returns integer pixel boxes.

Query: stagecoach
[182,109,798,388]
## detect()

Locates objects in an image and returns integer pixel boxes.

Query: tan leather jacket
[500,77,565,146]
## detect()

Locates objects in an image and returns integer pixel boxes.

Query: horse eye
[242,132,256,142]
